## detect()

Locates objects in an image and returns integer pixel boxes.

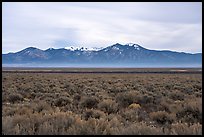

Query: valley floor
[2,69,202,135]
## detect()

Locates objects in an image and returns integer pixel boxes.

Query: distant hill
[2,43,202,67]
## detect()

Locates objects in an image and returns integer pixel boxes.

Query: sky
[2,2,202,54]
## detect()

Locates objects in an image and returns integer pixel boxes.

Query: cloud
[2,2,202,54]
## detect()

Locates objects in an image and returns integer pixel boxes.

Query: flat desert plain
[2,68,202,135]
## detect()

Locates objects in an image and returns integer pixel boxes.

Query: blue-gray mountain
[2,43,202,67]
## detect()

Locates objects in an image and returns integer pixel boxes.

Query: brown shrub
[32,101,52,113]
[169,90,185,101]
[116,91,138,108]
[83,109,106,120]
[80,96,99,109]
[54,97,72,107]
[2,72,202,135]
[176,98,202,124]
[7,93,23,103]
[170,122,202,135]
[114,122,164,135]
[121,109,140,122]
[136,94,156,105]
[98,99,118,114]
[73,94,81,101]
[150,111,176,125]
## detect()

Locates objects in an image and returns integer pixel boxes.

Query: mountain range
[2,43,202,67]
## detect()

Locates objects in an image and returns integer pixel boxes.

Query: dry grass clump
[2,72,202,135]
[128,103,141,109]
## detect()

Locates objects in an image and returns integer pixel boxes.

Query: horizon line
[2,43,202,54]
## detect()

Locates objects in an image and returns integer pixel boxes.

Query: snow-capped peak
[126,43,140,50]
[65,46,103,51]
[126,43,135,46]
[65,46,84,51]
[88,47,103,51]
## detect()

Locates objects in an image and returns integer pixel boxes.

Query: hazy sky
[2,2,202,54]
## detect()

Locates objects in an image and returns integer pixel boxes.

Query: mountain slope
[2,43,202,67]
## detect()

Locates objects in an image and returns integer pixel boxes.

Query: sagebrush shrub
[33,101,52,113]
[2,72,202,135]
[54,97,72,107]
[116,91,137,108]
[7,93,23,103]
[150,111,175,125]
[176,98,202,124]
[169,90,184,101]
[98,99,118,114]
[170,122,202,135]
[83,109,106,120]
[80,96,99,109]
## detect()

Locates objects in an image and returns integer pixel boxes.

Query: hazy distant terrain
[2,43,202,68]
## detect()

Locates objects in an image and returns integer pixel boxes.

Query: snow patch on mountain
[88,47,103,51]
[65,46,103,51]
[112,46,119,50]
[65,46,84,51]
[136,47,140,50]
[133,45,138,48]
[126,43,140,50]
[126,43,135,46]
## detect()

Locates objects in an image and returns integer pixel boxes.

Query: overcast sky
[2,2,202,54]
